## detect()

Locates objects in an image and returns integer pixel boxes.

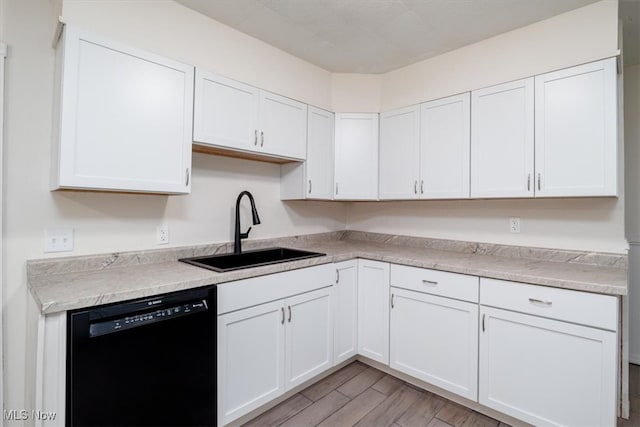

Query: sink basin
[179,247,326,272]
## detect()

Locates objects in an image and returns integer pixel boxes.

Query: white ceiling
[175,0,608,74]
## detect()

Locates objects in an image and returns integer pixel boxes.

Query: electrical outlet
[509,217,521,233]
[44,228,74,253]
[156,225,169,245]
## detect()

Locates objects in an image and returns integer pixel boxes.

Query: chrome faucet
[234,191,261,254]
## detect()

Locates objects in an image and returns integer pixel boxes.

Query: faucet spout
[234,191,261,254]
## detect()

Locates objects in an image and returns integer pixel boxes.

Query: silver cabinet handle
[414,180,418,195]
[254,129,258,146]
[482,313,486,332]
[422,279,438,286]
[420,180,424,195]
[527,173,531,191]
[185,168,190,186]
[391,293,394,309]
[529,298,552,306]
[281,307,285,325]
[288,305,292,322]
[308,180,312,194]
[335,183,339,195]
[336,269,340,284]
[261,131,264,147]
[537,173,541,191]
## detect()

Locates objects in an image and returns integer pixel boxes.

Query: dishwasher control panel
[89,299,208,337]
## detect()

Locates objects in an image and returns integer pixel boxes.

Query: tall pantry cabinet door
[217,300,286,426]
[379,105,420,200]
[420,93,471,199]
[535,58,618,197]
[306,106,335,199]
[334,113,379,200]
[259,90,308,160]
[54,26,194,194]
[478,306,617,426]
[333,260,358,365]
[357,260,390,364]
[470,78,534,198]
[285,287,333,390]
[193,70,260,152]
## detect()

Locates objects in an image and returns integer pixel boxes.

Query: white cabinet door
[217,300,285,426]
[54,26,193,194]
[535,58,617,197]
[193,69,259,153]
[390,288,478,400]
[306,106,334,199]
[285,287,333,390]
[379,106,420,200]
[470,78,534,198]
[357,260,390,364]
[259,90,307,160]
[479,306,617,426]
[420,93,471,199]
[334,113,379,200]
[333,260,358,365]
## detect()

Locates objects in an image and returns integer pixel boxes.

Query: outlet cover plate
[156,225,169,245]
[509,217,521,233]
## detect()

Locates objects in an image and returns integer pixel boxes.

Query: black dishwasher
[66,287,216,427]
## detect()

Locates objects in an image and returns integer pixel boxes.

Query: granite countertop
[27,231,628,314]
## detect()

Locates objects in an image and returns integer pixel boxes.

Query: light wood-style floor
[243,362,509,427]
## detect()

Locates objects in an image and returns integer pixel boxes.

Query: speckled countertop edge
[27,232,628,314]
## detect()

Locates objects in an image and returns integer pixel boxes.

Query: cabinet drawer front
[217,264,334,314]
[480,278,617,330]
[390,264,479,303]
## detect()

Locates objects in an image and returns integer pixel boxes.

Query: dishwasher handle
[88,299,209,338]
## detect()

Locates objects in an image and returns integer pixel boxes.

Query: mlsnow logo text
[4,409,57,421]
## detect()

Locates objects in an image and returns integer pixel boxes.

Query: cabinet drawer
[480,278,617,331]
[390,264,479,303]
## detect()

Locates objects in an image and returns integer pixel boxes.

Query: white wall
[625,65,640,242]
[2,0,346,421]
[331,73,382,112]
[346,0,627,254]
[380,0,620,110]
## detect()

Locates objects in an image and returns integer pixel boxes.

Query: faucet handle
[240,226,252,239]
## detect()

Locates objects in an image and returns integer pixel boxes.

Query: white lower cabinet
[479,279,618,426]
[357,260,390,364]
[390,287,478,400]
[333,260,358,365]
[218,287,332,425]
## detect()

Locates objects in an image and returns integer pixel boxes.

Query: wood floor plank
[396,391,447,427]
[279,390,350,427]
[242,393,312,427]
[427,419,455,427]
[371,374,404,396]
[337,367,385,399]
[301,362,368,401]
[318,388,387,427]
[460,412,499,427]
[435,402,471,427]
[355,385,423,427]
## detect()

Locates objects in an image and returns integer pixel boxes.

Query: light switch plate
[44,228,74,253]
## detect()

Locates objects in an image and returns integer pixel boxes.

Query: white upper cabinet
[52,26,194,194]
[281,106,334,200]
[194,70,307,161]
[471,78,534,198]
[535,58,618,197]
[420,93,471,199]
[193,70,259,153]
[259,90,308,160]
[379,106,420,200]
[334,113,379,200]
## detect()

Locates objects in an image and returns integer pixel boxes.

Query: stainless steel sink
[179,247,326,272]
